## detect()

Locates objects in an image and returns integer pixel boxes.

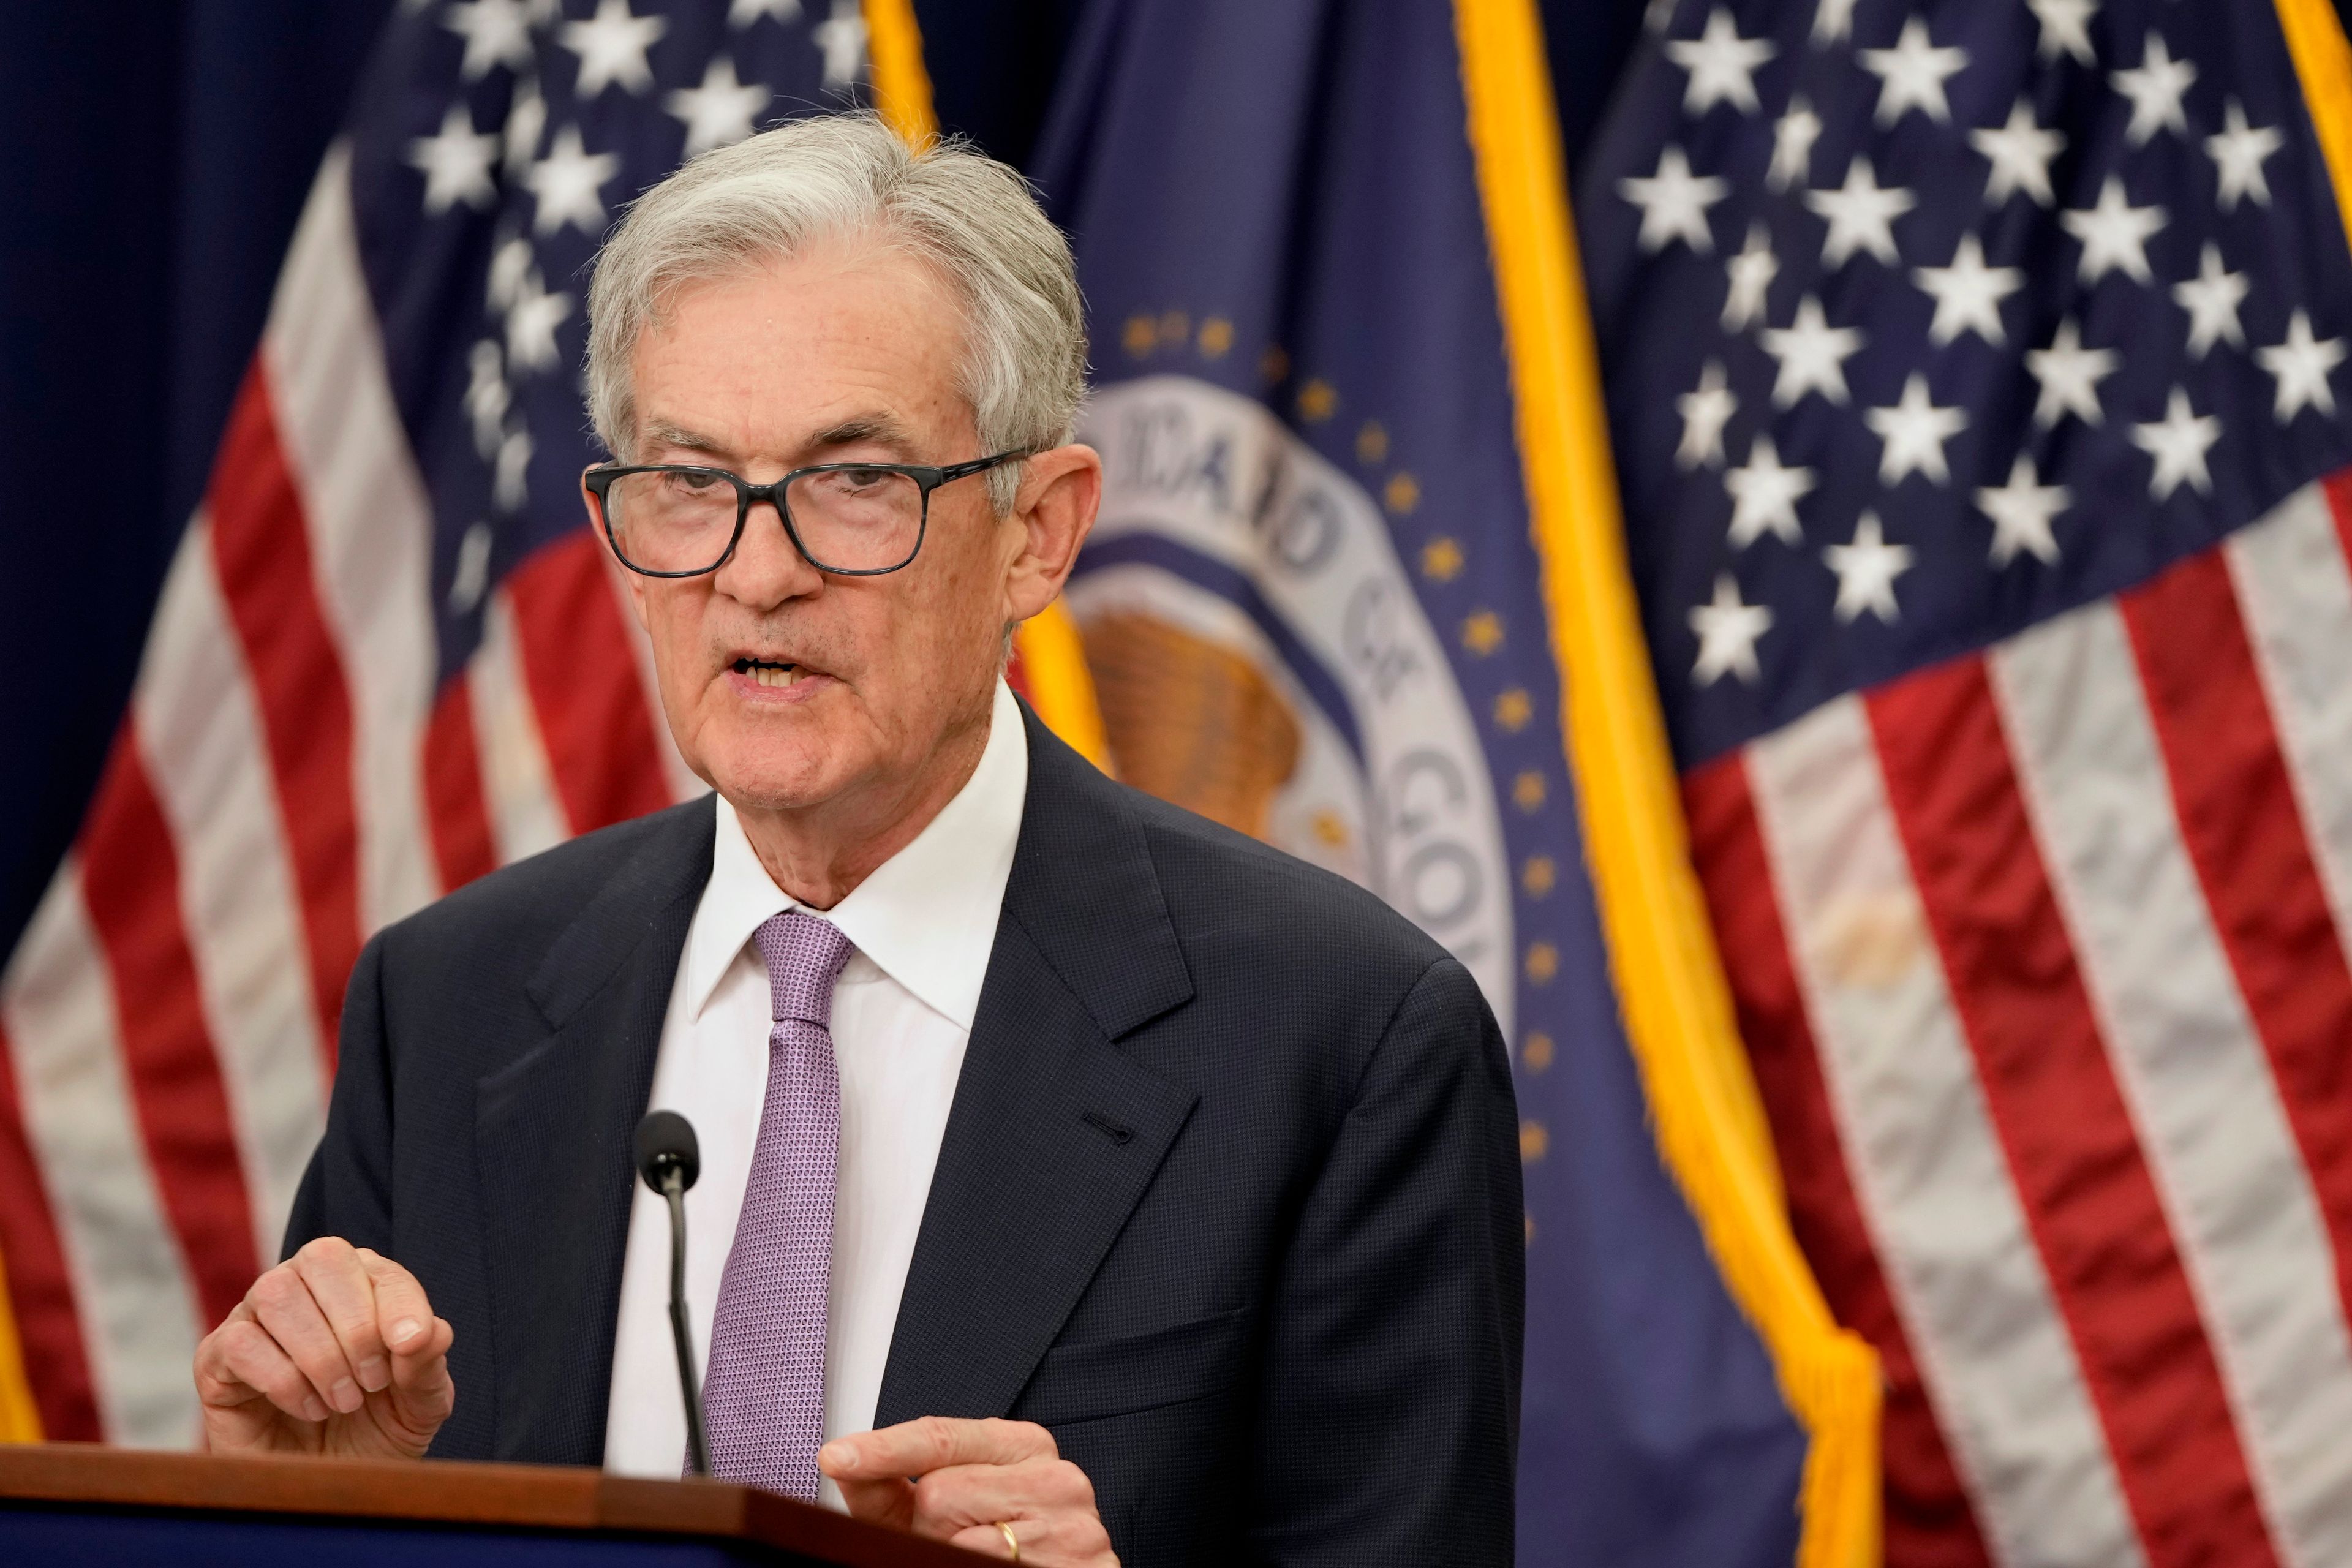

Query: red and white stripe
[0,145,694,1442]
[262,145,442,941]
[1746,695,2144,1568]
[1699,478,2352,1567]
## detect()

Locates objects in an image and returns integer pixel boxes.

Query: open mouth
[733,657,816,690]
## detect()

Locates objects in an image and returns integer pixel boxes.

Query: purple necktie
[701,910,853,1498]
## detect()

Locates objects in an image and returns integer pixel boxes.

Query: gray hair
[586,113,1087,511]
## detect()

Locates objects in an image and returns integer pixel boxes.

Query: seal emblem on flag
[1070,375,1517,1031]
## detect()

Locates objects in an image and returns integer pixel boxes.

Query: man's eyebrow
[635,412,921,464]
[806,413,919,453]
[639,419,732,458]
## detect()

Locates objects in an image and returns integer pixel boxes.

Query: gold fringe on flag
[2277,0,2352,257]
[1451,1,1883,1562]
[0,1248,39,1440]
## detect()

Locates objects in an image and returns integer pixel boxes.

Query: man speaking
[191,116,1523,1567]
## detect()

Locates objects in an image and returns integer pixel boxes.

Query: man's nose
[712,492,822,608]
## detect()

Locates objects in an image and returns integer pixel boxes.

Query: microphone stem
[663,1175,712,1477]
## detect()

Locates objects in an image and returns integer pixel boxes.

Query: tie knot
[750,911,854,1026]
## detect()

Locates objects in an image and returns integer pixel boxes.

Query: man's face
[611,239,1024,818]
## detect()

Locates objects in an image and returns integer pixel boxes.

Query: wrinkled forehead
[626,235,974,458]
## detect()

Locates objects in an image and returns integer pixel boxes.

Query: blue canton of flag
[349,0,875,685]
[1583,0,2352,764]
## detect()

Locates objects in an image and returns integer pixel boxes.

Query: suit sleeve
[282,930,399,1263]
[1247,955,1526,1566]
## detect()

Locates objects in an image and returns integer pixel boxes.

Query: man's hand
[820,1417,1117,1566]
[193,1237,454,1459]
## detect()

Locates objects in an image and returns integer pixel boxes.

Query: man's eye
[674,470,726,491]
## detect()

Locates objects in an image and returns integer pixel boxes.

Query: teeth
[750,664,799,688]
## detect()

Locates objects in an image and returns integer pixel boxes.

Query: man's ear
[1003,444,1103,625]
[584,467,653,631]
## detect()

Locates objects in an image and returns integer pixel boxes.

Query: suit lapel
[473,797,715,1463]
[875,710,1197,1427]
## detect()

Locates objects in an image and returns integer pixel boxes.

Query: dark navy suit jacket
[286,703,1524,1566]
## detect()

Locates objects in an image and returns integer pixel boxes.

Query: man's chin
[705,751,863,817]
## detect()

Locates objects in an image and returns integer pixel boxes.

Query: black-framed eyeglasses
[583,451,1025,578]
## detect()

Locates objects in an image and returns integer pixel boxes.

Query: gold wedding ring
[995,1520,1020,1562]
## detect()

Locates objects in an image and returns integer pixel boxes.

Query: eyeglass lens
[602,467,924,574]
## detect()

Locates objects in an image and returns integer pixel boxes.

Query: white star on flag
[1806,156,1916,269]
[1824,513,1913,623]
[668,56,771,156]
[562,0,668,97]
[2114,32,2196,146]
[504,268,573,371]
[526,124,620,236]
[2208,99,2284,212]
[1769,96,1821,192]
[494,426,535,512]
[1722,222,1778,332]
[487,235,536,311]
[2061,176,2165,285]
[1864,374,1968,486]
[2026,0,2097,66]
[1761,295,1864,407]
[407,104,502,213]
[1620,145,1727,254]
[503,77,548,176]
[444,0,535,81]
[1915,234,2023,347]
[2174,244,2249,360]
[2132,386,2223,500]
[449,522,494,615]
[1724,434,1816,548]
[1811,0,1859,47]
[1976,454,2071,566]
[1689,574,1773,687]
[464,341,510,459]
[2258,309,2347,421]
[1970,100,2065,208]
[1859,17,1968,126]
[813,0,869,91]
[1676,360,1739,469]
[730,0,802,21]
[1666,9,1777,115]
[2026,318,2119,428]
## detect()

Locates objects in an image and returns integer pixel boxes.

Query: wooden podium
[0,1443,983,1565]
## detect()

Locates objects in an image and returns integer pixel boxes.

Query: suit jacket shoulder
[366,795,716,1021]
[1020,731,1461,1094]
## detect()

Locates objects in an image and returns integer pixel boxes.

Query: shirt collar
[681,679,1030,1033]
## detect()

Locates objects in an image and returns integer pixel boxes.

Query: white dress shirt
[603,680,1029,1502]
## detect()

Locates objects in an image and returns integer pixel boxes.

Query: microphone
[633,1109,710,1477]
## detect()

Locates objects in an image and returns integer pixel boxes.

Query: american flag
[0,0,884,1446]
[1581,1,2352,1563]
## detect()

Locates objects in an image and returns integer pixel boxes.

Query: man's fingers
[821,1416,1058,1481]
[356,1249,439,1364]
[292,1238,393,1394]
[912,1457,1097,1534]
[246,1264,364,1415]
[831,1471,919,1534]
[202,1319,329,1423]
